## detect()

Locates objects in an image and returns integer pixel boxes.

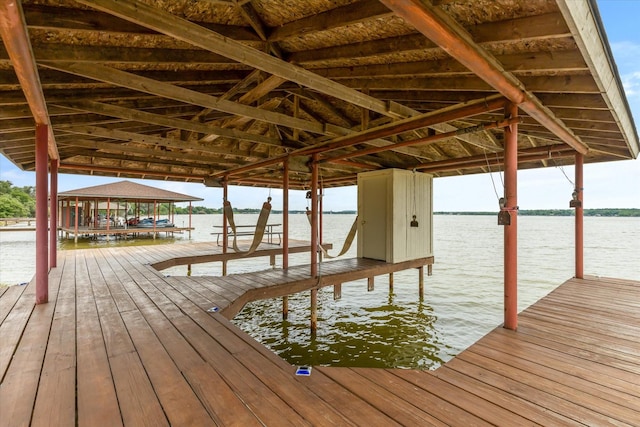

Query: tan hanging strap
[306,209,358,259]
[223,197,272,256]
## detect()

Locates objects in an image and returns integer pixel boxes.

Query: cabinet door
[359,175,387,260]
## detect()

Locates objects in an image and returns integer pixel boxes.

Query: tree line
[1,180,637,218]
[0,181,35,218]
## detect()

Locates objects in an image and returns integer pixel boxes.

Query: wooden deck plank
[384,368,539,426]
[0,262,64,427]
[456,349,639,426]
[0,284,27,325]
[110,252,298,426]
[431,364,581,426]
[499,324,640,376]
[318,366,448,426]
[1,242,638,427]
[517,313,640,357]
[87,251,169,427]
[0,280,36,381]
[119,309,217,426]
[31,255,76,427]
[354,367,494,426]
[74,251,124,427]
[475,330,640,396]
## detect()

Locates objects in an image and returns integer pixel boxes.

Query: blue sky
[1,0,638,211]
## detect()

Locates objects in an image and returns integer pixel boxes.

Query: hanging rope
[306,209,358,259]
[223,197,272,256]
[483,148,502,202]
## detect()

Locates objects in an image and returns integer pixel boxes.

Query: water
[1,214,638,370]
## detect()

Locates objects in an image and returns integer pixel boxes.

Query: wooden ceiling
[0,0,637,189]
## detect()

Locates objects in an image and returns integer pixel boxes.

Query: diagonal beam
[74,0,404,118]
[56,126,273,158]
[0,0,58,159]
[213,95,507,177]
[42,61,326,134]
[380,0,588,155]
[55,100,283,146]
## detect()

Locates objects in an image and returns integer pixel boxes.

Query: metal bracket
[498,210,511,226]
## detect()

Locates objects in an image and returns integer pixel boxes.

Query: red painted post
[35,124,48,304]
[283,159,289,270]
[311,155,319,278]
[283,159,290,320]
[222,179,228,276]
[575,153,584,279]
[188,202,192,239]
[503,103,518,330]
[74,196,79,244]
[49,159,58,268]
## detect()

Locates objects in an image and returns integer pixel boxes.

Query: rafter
[55,100,283,147]
[74,0,404,119]
[0,0,58,159]
[43,62,325,134]
[380,0,588,155]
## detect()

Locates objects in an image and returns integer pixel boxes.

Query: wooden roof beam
[0,0,58,159]
[380,0,589,155]
[268,0,393,42]
[56,100,282,146]
[74,0,405,119]
[557,0,639,158]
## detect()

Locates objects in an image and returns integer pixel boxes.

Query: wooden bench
[212,223,282,246]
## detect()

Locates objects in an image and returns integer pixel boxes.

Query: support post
[74,196,79,244]
[418,266,424,299]
[188,202,192,239]
[575,153,584,279]
[310,155,319,278]
[319,182,323,262]
[106,197,111,241]
[367,276,374,291]
[222,179,228,276]
[282,154,291,320]
[333,284,342,300]
[389,273,394,293]
[35,124,48,304]
[283,159,289,269]
[49,159,57,268]
[187,264,192,276]
[503,102,519,330]
[310,288,318,335]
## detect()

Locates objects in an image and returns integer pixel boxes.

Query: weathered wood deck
[1,244,638,426]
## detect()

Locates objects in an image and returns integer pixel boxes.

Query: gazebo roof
[0,0,637,189]
[58,180,203,202]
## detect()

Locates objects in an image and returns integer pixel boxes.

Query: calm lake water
[1,214,638,370]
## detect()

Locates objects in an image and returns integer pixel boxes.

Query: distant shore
[175,208,640,217]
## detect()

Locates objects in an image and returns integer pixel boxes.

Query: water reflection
[233,286,448,370]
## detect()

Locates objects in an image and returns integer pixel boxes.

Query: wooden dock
[1,244,638,426]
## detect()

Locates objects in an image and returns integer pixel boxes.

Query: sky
[1,0,638,212]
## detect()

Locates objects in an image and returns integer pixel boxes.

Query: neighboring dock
[0,244,638,426]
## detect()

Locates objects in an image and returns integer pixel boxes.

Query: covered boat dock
[57,180,202,242]
[0,0,638,424]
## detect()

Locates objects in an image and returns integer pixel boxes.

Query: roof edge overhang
[557,0,639,159]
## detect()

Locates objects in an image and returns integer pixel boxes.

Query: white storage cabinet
[357,169,433,263]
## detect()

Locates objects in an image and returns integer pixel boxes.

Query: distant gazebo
[57,180,203,242]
